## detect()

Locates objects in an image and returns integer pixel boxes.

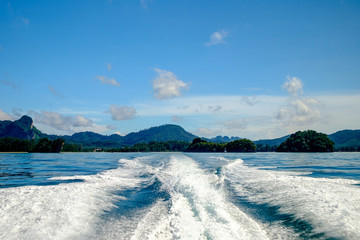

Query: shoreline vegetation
[1,116,360,153]
[0,130,355,153]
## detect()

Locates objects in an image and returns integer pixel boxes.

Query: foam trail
[0,158,152,240]
[224,158,360,239]
[131,155,274,240]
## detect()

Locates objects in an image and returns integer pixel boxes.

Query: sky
[1,0,360,140]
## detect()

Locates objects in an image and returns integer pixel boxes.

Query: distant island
[0,115,359,152]
[276,130,334,152]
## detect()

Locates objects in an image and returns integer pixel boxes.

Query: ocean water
[0,152,359,240]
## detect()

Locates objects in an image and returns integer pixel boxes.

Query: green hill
[328,130,360,151]
[1,116,359,151]
[0,115,44,140]
[0,116,197,149]
[122,124,197,145]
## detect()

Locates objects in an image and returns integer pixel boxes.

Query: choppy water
[0,152,359,239]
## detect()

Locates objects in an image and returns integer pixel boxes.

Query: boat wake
[1,154,359,239]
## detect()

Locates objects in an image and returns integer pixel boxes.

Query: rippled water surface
[1,152,359,239]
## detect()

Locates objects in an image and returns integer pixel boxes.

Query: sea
[0,152,359,240]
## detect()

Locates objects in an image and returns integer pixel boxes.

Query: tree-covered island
[276,130,334,152]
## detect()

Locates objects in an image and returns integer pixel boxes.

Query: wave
[223,158,360,239]
[2,154,358,239]
[0,157,154,240]
[128,155,297,240]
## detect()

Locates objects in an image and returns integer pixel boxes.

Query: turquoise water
[0,152,359,239]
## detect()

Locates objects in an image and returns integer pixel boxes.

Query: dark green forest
[185,138,256,152]
[1,116,360,152]
[0,137,64,153]
[108,140,190,152]
[1,129,359,153]
[276,130,335,152]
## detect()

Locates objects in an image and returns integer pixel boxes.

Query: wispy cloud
[12,108,23,118]
[21,17,29,27]
[7,3,29,28]
[140,0,153,8]
[109,104,137,121]
[171,115,183,123]
[205,30,230,46]
[196,127,217,137]
[137,95,279,117]
[107,63,112,71]
[48,86,63,97]
[1,79,20,90]
[12,17,30,28]
[152,68,190,99]
[95,75,120,86]
[0,109,14,121]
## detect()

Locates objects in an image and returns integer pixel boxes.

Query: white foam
[131,155,275,240]
[224,158,360,239]
[0,158,152,240]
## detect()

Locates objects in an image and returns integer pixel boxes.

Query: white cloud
[28,111,81,131]
[73,115,93,127]
[95,75,120,86]
[282,76,303,97]
[152,68,190,99]
[109,104,137,121]
[277,98,322,126]
[26,111,110,134]
[114,131,125,136]
[205,30,230,46]
[277,76,323,132]
[0,109,14,121]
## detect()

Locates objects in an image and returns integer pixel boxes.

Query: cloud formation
[282,76,303,97]
[12,108,23,118]
[95,75,120,86]
[1,79,20,90]
[0,109,13,120]
[48,86,63,97]
[109,104,137,121]
[278,76,322,131]
[26,111,110,134]
[197,127,217,137]
[205,30,230,46]
[152,68,190,99]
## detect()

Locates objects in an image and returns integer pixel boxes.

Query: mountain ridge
[0,116,359,150]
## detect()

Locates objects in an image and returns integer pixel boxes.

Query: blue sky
[1,0,360,140]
